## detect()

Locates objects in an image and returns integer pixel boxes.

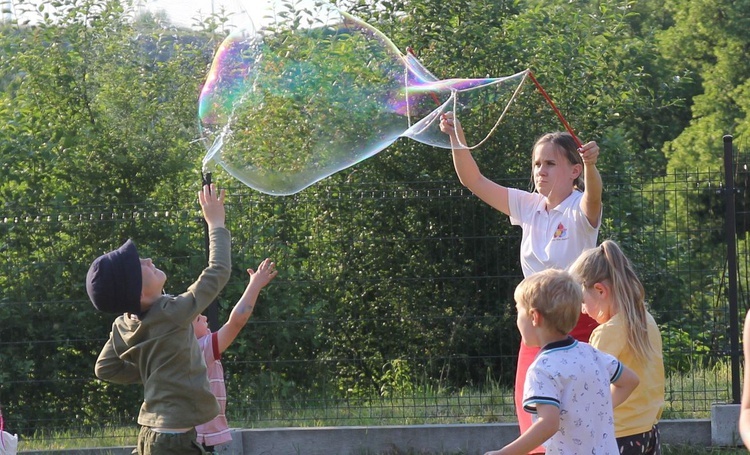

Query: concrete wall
[19,414,734,455]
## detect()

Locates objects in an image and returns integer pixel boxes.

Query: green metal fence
[1,165,747,447]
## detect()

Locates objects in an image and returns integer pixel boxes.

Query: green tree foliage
[658,0,750,171]
[0,0,226,433]
[0,0,733,434]
[337,0,694,381]
[654,0,750,359]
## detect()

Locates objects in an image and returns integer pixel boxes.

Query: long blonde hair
[570,240,654,361]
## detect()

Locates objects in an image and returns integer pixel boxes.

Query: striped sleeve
[610,360,624,383]
[523,396,561,414]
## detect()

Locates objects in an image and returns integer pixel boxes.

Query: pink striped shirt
[195,332,232,446]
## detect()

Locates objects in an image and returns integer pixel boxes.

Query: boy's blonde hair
[514,269,582,335]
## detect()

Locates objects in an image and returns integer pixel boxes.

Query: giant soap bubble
[197,0,529,195]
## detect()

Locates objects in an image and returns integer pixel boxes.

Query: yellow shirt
[589,312,665,437]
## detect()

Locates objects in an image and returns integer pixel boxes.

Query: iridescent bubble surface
[198,0,528,195]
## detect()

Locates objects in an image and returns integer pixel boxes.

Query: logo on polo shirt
[553,223,568,240]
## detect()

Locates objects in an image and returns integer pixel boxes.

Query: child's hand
[578,141,600,167]
[439,112,460,137]
[198,183,226,230]
[247,258,278,290]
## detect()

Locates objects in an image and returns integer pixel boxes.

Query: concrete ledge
[660,418,711,447]
[239,423,520,455]
[19,419,714,454]
[712,403,742,447]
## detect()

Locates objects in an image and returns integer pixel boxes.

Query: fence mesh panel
[1,168,746,448]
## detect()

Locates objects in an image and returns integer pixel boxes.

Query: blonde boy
[486,269,639,455]
[88,184,228,455]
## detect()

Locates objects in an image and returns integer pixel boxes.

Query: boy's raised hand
[198,183,226,230]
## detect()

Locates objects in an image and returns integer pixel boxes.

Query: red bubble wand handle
[527,70,583,149]
[406,47,442,106]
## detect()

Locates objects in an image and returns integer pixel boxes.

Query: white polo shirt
[508,188,599,277]
[523,336,623,454]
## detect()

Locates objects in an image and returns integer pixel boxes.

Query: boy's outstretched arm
[199,183,226,231]
[216,258,278,353]
[611,364,639,408]
[484,404,559,455]
[184,183,231,319]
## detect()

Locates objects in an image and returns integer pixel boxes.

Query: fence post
[723,134,741,404]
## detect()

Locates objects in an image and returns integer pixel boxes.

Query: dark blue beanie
[86,239,142,315]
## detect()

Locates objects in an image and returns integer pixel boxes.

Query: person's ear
[571,163,582,180]
[530,309,542,327]
[593,282,609,299]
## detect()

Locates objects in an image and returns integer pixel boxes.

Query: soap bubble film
[198,0,528,195]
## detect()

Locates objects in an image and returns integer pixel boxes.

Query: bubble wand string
[401,54,577,149]
[527,70,583,149]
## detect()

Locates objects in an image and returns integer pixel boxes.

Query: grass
[16,428,748,454]
[17,426,138,452]
[661,447,746,455]
[16,363,740,453]
[226,362,734,427]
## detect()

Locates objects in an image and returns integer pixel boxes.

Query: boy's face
[515,301,539,347]
[192,314,210,338]
[140,258,166,298]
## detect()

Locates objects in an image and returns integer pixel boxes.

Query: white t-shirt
[508,188,599,277]
[523,336,623,455]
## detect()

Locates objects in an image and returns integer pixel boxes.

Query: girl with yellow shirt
[570,240,665,455]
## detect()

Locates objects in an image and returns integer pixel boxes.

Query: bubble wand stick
[527,71,583,149]
[405,47,442,107]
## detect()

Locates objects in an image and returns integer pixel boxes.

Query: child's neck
[537,330,569,348]
[543,188,574,211]
[139,293,162,312]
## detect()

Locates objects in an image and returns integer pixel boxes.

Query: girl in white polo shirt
[440,112,603,454]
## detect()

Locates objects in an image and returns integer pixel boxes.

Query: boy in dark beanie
[88,184,229,455]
